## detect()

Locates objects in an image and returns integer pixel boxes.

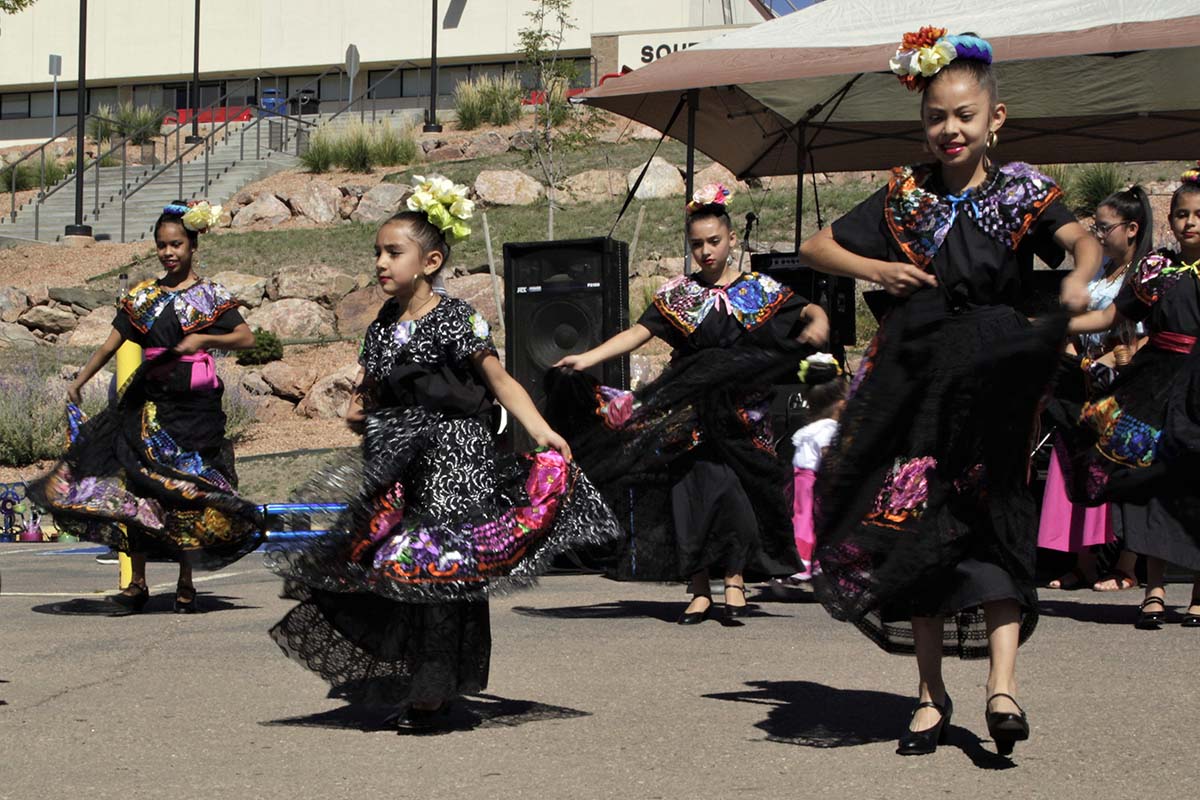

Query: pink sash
[143,347,220,392]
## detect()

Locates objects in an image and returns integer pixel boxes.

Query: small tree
[0,0,35,33]
[518,0,594,240]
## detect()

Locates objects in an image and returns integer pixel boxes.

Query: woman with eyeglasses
[1039,186,1151,593]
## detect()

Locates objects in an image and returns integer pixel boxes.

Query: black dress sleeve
[201,307,246,335]
[636,301,674,340]
[830,185,890,261]
[111,309,136,341]
[1021,197,1076,269]
[449,302,498,363]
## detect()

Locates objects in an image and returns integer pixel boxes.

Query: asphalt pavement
[1,543,1195,800]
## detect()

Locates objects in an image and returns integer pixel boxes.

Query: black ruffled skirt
[813,294,1067,659]
[1050,340,1200,569]
[268,405,619,708]
[545,343,803,583]
[30,353,263,570]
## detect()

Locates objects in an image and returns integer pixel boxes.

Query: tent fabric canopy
[580,0,1200,175]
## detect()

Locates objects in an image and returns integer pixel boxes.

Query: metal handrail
[323,62,412,126]
[2,122,79,223]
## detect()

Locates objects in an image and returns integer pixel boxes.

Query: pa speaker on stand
[503,237,630,451]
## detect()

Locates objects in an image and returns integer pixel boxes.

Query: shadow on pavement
[30,592,257,617]
[261,693,589,734]
[704,680,1017,769]
[1038,598,1135,625]
[510,600,789,623]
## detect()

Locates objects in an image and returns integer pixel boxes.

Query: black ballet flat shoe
[174,584,199,614]
[985,693,1029,756]
[677,596,712,625]
[897,694,952,756]
[111,582,149,613]
[1135,596,1166,630]
[396,703,451,733]
[1182,608,1200,628]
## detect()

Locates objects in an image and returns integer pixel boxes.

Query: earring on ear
[986,130,999,149]
[726,254,735,267]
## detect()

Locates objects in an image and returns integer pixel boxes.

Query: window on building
[471,64,504,82]
[287,75,320,99]
[58,89,78,116]
[400,68,429,98]
[29,92,55,118]
[367,69,403,99]
[319,74,347,103]
[1,94,30,119]
[87,87,119,113]
[132,85,166,110]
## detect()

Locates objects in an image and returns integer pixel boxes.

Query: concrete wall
[0,0,768,91]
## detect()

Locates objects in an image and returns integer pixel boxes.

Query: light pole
[65,0,91,239]
[422,0,442,133]
[185,0,203,143]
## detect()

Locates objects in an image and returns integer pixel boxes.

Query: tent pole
[684,88,698,275]
[794,124,806,253]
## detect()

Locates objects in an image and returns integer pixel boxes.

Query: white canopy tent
[581,0,1200,178]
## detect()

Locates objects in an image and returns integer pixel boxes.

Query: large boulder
[295,363,359,419]
[231,192,292,227]
[425,144,466,163]
[335,285,388,336]
[464,131,510,159]
[18,304,77,334]
[562,169,627,205]
[48,287,111,311]
[337,194,359,220]
[627,157,684,200]
[442,274,503,330]
[65,306,116,348]
[288,181,343,225]
[474,170,544,206]
[259,361,319,402]
[0,321,38,350]
[351,183,410,224]
[240,370,274,396]
[267,264,357,306]
[694,162,749,194]
[244,298,336,341]
[0,286,29,323]
[209,270,268,308]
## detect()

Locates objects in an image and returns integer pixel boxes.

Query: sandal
[1134,596,1165,630]
[1093,569,1138,592]
[112,581,149,613]
[174,583,199,614]
[1047,567,1093,591]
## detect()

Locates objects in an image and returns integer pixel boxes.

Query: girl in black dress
[34,202,261,613]
[1057,167,1200,630]
[800,30,1100,756]
[552,184,828,624]
[267,176,619,730]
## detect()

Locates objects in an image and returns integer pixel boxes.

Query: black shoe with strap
[985,693,1029,756]
[1135,595,1166,630]
[1182,602,1200,628]
[174,583,199,614]
[722,584,749,621]
[111,581,149,613]
[677,595,712,625]
[897,693,953,756]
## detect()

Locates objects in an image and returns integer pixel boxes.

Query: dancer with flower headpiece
[799,29,1101,756]
[1052,164,1200,632]
[549,184,830,625]
[32,201,261,614]
[266,175,619,731]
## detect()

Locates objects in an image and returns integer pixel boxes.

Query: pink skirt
[792,468,817,564]
[1037,450,1113,552]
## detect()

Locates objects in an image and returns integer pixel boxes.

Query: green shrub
[300,127,336,173]
[115,101,167,145]
[86,104,118,145]
[0,355,107,467]
[454,80,486,130]
[369,123,418,167]
[235,328,284,366]
[335,122,373,173]
[1073,163,1125,216]
[0,161,34,191]
[481,74,523,126]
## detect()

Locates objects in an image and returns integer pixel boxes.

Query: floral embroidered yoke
[652,271,792,336]
[885,162,1062,270]
[121,278,240,334]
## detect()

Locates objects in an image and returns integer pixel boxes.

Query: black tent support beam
[684,88,699,274]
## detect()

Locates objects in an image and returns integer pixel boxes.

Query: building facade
[0,0,770,144]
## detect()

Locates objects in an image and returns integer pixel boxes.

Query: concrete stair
[0,122,300,244]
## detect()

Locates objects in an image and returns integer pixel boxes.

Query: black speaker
[504,237,630,448]
[750,252,856,356]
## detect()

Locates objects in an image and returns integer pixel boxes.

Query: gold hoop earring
[987,131,999,149]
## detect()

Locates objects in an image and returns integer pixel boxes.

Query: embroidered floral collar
[885,161,1063,268]
[653,271,792,336]
[121,278,240,334]
[1131,249,1200,307]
